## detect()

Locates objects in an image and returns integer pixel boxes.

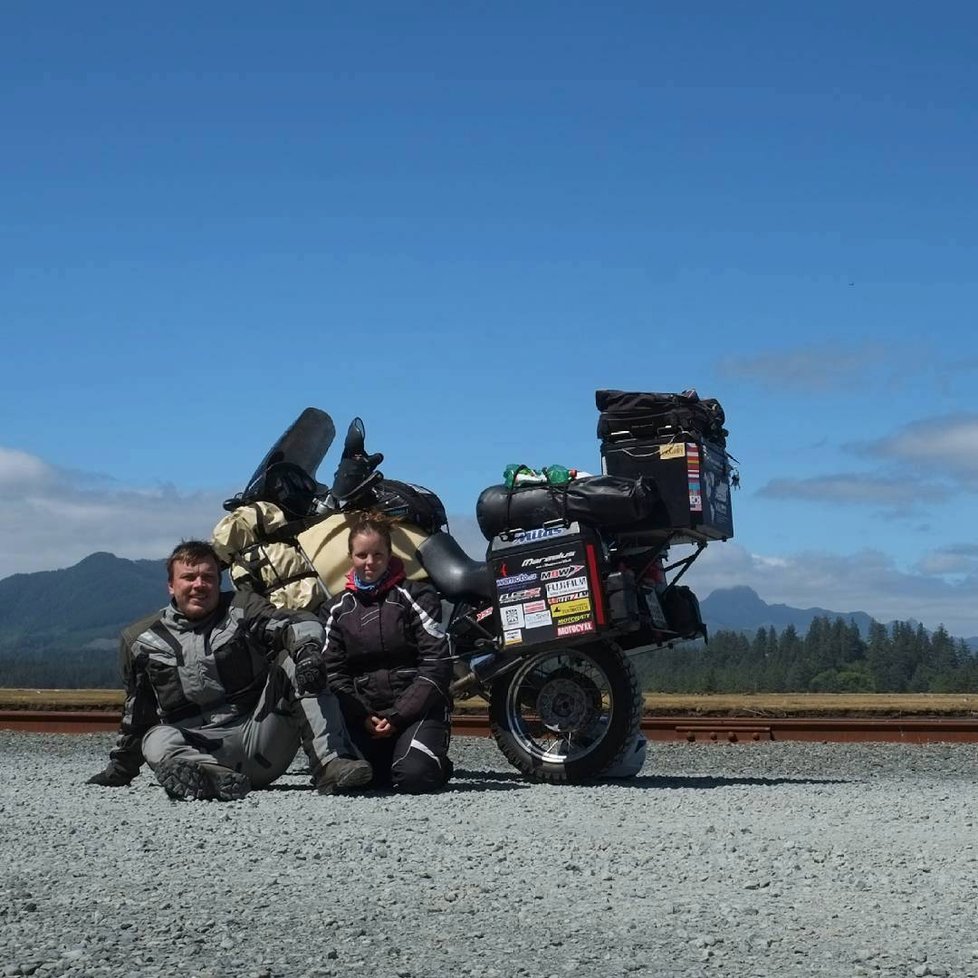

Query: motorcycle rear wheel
[488,643,642,784]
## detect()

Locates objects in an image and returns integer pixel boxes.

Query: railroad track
[4,709,978,743]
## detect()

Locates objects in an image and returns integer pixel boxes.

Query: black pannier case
[601,437,734,543]
[489,522,612,650]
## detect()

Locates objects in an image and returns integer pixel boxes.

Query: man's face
[168,558,221,619]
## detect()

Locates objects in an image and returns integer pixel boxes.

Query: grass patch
[640,692,978,717]
[4,689,977,717]
[0,689,124,711]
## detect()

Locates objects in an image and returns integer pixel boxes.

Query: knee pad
[141,725,182,767]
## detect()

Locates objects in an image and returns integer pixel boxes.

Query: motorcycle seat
[416,531,493,602]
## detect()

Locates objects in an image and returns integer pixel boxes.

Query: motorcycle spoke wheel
[488,643,642,784]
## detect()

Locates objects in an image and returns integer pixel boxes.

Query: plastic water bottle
[504,464,547,488]
[543,465,577,485]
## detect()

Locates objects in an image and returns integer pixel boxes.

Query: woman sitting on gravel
[319,514,453,793]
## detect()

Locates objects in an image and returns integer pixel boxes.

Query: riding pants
[141,655,360,788]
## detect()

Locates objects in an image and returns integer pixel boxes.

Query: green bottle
[543,465,575,486]
[504,464,546,488]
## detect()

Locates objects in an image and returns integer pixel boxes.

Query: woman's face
[350,530,391,583]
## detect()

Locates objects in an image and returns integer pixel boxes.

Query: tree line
[1,614,976,693]
[0,647,119,689]
[636,616,978,694]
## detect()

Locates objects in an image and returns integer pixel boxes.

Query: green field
[3,688,978,717]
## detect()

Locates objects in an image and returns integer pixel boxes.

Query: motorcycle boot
[156,757,252,802]
[314,756,373,795]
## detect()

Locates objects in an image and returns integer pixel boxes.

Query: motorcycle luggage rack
[662,539,707,586]
[446,603,499,648]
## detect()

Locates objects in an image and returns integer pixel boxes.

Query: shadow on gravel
[265,771,850,792]
[246,773,532,794]
[624,774,852,789]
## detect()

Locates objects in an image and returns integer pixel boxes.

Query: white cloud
[754,416,978,522]
[914,552,974,575]
[716,342,889,393]
[914,543,978,577]
[717,341,976,398]
[0,447,54,487]
[683,542,978,639]
[756,473,947,510]
[0,447,231,580]
[859,414,978,486]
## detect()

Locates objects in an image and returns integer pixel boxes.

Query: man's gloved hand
[294,645,330,695]
[86,765,135,787]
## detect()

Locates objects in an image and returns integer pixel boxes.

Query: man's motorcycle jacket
[108,590,324,777]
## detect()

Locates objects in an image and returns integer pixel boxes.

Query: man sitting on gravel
[86,540,371,800]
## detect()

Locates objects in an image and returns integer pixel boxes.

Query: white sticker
[546,575,589,597]
[524,610,553,629]
[502,605,525,629]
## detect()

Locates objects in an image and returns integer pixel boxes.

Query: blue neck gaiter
[354,569,389,592]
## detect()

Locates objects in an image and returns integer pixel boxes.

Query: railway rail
[4,709,978,743]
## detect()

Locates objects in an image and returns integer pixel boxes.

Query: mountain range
[0,552,165,651]
[1,553,975,657]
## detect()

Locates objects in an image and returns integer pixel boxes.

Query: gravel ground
[2,732,978,978]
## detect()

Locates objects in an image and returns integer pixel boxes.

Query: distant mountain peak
[713,584,761,599]
[75,551,126,566]
[0,553,166,638]
[701,586,877,638]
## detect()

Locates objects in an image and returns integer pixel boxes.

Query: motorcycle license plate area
[489,523,606,649]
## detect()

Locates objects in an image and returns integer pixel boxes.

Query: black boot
[156,758,251,801]
[314,757,373,795]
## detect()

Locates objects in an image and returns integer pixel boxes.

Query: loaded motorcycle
[211,390,735,784]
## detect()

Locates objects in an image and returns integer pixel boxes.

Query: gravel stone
[3,732,978,976]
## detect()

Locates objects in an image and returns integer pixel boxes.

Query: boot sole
[157,758,209,800]
[210,769,252,801]
[157,758,251,801]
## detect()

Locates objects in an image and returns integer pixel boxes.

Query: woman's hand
[365,715,395,739]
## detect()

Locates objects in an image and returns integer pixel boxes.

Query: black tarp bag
[595,389,727,448]
[475,475,660,541]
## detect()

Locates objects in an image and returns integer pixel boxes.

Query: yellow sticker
[555,611,593,626]
[659,444,686,460]
[551,597,592,617]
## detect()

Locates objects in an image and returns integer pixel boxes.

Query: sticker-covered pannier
[596,389,728,448]
[600,438,734,542]
[475,475,659,541]
[489,522,610,650]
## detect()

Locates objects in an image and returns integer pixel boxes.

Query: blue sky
[3,3,977,636]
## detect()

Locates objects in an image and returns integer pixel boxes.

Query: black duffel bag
[373,479,448,535]
[596,389,727,448]
[475,475,660,541]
